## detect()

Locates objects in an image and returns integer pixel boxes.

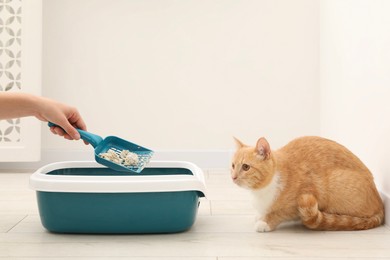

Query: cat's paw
[255,220,272,232]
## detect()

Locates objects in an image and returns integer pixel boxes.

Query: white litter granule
[99,148,139,167]
[120,149,139,166]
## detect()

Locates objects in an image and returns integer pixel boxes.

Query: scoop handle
[48,122,103,148]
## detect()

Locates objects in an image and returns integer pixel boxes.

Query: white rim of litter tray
[29,161,207,196]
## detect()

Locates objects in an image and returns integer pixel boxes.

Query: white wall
[42,0,320,154]
[320,0,390,197]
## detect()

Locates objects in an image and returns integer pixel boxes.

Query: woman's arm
[0,92,86,141]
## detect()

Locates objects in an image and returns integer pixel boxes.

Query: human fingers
[68,110,87,131]
[59,120,81,140]
[50,125,75,140]
[49,119,79,140]
[67,110,88,144]
[50,126,65,136]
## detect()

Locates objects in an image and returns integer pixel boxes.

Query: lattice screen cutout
[0,0,22,144]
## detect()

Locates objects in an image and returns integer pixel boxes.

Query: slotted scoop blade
[94,136,154,173]
[48,123,154,173]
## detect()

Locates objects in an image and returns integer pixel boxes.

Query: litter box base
[37,190,200,234]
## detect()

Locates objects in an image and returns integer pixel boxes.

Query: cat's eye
[242,164,250,171]
[232,163,235,169]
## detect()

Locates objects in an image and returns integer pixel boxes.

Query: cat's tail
[297,194,384,231]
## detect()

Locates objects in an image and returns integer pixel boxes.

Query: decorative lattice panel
[0,0,41,162]
[0,0,22,143]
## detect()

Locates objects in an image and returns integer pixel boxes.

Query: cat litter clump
[99,149,139,167]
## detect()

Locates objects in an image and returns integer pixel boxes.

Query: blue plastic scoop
[48,122,154,173]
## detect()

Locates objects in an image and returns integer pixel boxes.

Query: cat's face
[231,137,275,190]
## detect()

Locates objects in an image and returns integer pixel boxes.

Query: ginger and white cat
[231,136,384,232]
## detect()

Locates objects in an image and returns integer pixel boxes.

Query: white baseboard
[382,191,390,227]
[0,149,233,171]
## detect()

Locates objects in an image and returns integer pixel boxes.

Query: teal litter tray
[29,161,206,234]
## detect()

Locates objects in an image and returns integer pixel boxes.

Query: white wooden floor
[0,169,389,259]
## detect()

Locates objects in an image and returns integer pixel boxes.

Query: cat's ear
[256,137,271,160]
[233,137,245,149]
